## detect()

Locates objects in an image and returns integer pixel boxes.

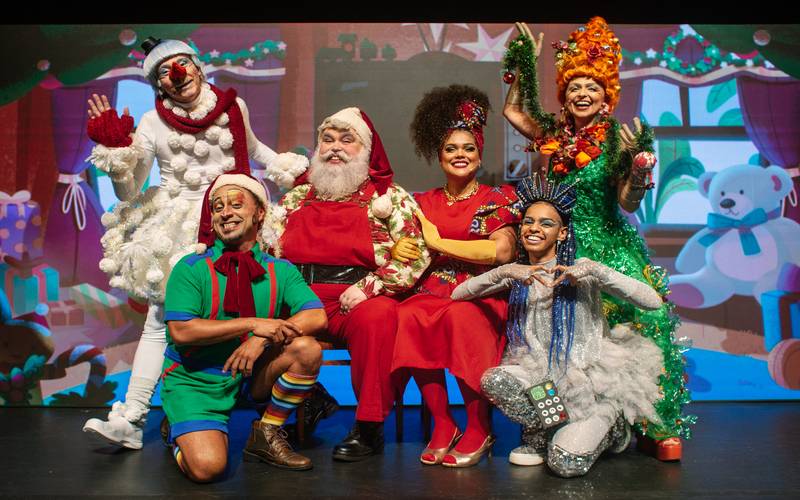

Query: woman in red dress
[392,85,520,467]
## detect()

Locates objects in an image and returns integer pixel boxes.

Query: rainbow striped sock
[172,445,185,471]
[261,372,318,426]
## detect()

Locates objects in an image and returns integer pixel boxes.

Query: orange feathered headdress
[554,17,622,112]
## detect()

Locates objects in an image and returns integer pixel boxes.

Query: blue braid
[548,222,577,369]
[505,281,530,347]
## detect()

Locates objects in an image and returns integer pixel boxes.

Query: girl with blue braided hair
[452,176,666,477]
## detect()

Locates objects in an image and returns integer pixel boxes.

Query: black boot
[284,382,340,442]
[332,421,384,462]
[303,383,340,435]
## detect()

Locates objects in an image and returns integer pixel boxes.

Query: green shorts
[160,348,244,443]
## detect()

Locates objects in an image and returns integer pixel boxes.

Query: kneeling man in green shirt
[162,173,327,482]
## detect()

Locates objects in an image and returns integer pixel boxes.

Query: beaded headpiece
[515,175,578,220]
[553,17,622,112]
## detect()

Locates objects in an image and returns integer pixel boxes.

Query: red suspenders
[163,256,277,380]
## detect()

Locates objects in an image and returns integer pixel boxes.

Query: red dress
[392,184,521,393]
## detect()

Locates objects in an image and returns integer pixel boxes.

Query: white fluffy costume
[452,178,665,477]
[82,37,305,447]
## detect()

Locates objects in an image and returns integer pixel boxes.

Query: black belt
[297,264,370,285]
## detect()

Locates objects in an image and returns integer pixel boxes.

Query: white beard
[308,147,370,200]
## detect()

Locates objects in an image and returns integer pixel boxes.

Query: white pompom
[180,134,196,151]
[167,132,181,150]
[205,125,222,142]
[194,140,210,157]
[151,236,173,257]
[184,170,202,187]
[206,165,223,180]
[99,258,119,274]
[109,276,126,289]
[172,198,190,213]
[100,211,119,228]
[222,157,236,172]
[171,156,188,174]
[371,193,393,219]
[194,243,208,255]
[167,179,182,197]
[218,129,234,150]
[146,267,165,284]
[215,113,229,126]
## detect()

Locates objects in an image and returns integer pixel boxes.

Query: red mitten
[87,109,134,147]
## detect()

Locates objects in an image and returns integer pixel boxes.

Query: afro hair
[409,84,491,164]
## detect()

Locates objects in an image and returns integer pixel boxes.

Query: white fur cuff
[265,152,309,189]
[87,142,140,182]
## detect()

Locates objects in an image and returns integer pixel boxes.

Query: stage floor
[1,402,797,498]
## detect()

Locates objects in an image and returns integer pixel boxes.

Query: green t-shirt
[164,239,322,365]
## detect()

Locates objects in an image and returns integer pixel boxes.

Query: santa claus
[266,107,430,461]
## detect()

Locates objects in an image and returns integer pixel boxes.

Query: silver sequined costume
[452,258,664,477]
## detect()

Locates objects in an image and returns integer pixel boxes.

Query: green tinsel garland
[503,34,557,135]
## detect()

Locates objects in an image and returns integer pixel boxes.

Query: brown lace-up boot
[243,420,312,470]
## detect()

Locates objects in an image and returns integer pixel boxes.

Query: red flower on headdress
[586,44,602,62]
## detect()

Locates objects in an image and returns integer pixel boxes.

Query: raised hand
[619,117,644,153]
[515,22,544,57]
[86,94,134,147]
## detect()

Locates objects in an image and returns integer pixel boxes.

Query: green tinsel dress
[555,136,694,440]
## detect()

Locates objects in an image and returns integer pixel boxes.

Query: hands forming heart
[524,264,579,288]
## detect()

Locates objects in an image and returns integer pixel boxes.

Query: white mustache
[321,150,351,163]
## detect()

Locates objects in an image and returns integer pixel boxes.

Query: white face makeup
[157,55,203,103]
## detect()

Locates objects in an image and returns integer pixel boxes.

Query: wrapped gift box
[0,254,59,316]
[47,299,85,326]
[761,290,800,352]
[0,190,44,261]
[67,283,133,329]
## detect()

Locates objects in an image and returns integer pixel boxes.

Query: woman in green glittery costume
[502,18,693,461]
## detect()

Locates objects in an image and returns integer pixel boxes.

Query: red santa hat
[195,173,269,253]
[293,107,394,196]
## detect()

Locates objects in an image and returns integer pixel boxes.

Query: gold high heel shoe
[420,427,462,465]
[441,434,495,468]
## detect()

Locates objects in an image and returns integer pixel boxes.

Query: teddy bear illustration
[670,164,800,309]
[0,289,115,406]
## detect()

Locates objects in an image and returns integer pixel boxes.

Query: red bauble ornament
[503,71,515,84]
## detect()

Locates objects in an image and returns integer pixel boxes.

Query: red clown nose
[169,61,187,82]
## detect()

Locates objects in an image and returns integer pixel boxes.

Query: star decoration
[278,42,287,51]
[634,57,642,65]
[224,59,232,65]
[646,48,657,59]
[244,58,255,67]
[745,59,754,67]
[659,60,668,68]
[250,46,256,52]
[457,25,514,62]
[210,49,220,58]
[263,47,270,54]
[680,24,698,37]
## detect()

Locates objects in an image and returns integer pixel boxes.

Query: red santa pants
[312,283,399,422]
